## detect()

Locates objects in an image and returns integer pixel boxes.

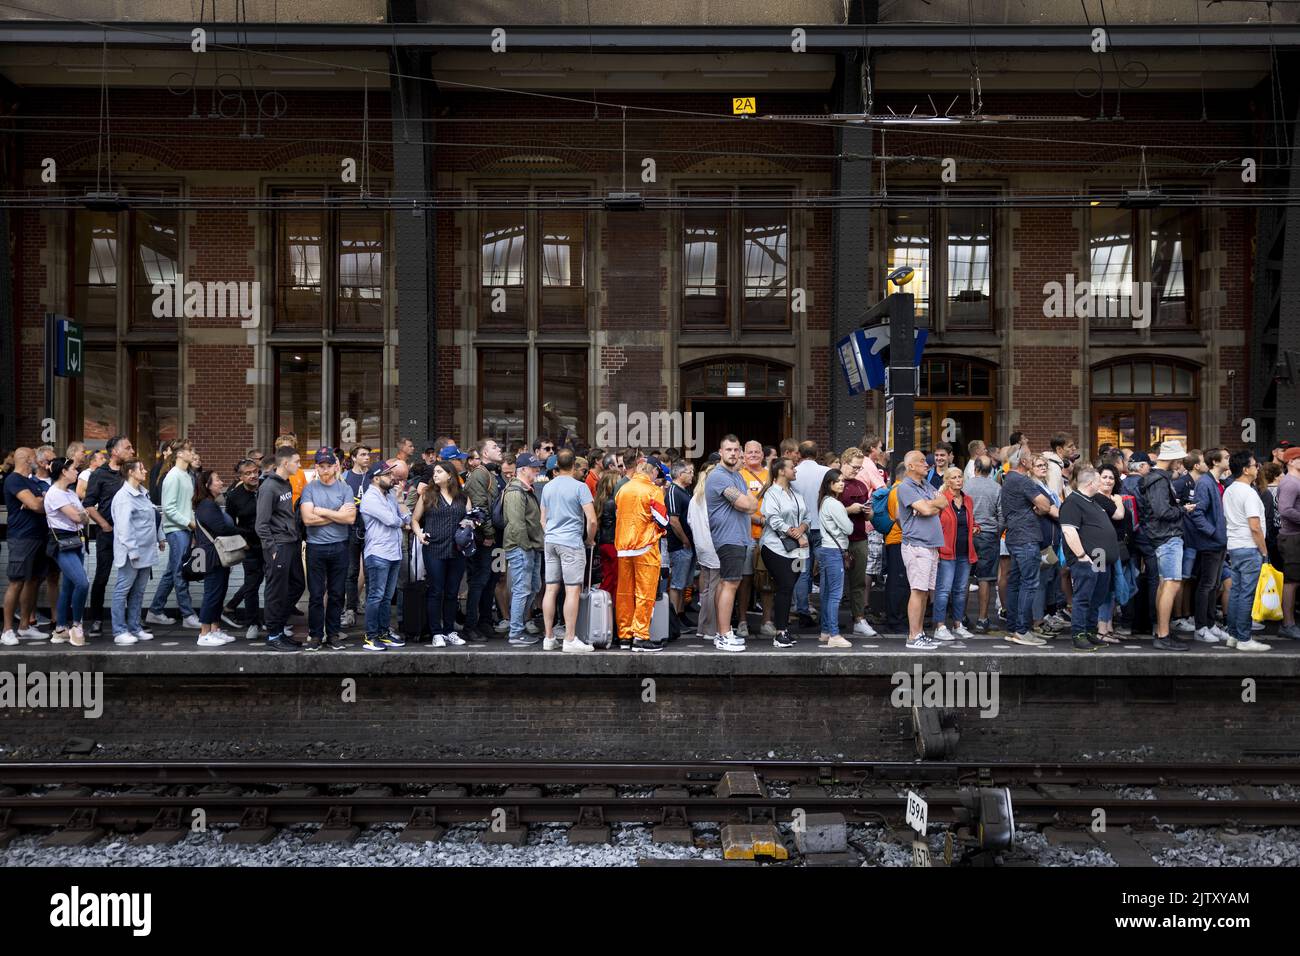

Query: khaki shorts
[901,543,939,592]
[544,541,585,586]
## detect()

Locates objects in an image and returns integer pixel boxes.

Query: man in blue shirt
[300,449,357,650]
[897,450,949,649]
[360,461,412,651]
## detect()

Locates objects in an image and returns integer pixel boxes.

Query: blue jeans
[506,547,542,637]
[149,529,195,618]
[198,565,230,625]
[934,557,971,626]
[54,547,89,627]
[1033,560,1059,623]
[363,556,400,637]
[794,529,822,614]
[112,564,151,636]
[817,546,844,636]
[1069,560,1111,636]
[426,554,467,634]
[307,540,349,639]
[1005,543,1041,636]
[1227,548,1263,642]
[669,547,695,591]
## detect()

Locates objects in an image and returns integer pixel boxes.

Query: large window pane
[276,350,323,452]
[886,208,930,321]
[133,350,178,468]
[81,348,118,449]
[480,350,526,446]
[1150,206,1195,328]
[276,209,325,329]
[1089,207,1134,328]
[337,211,384,330]
[539,351,587,447]
[741,208,789,329]
[132,208,179,328]
[479,207,526,329]
[1148,408,1189,449]
[540,209,585,329]
[946,205,992,329]
[337,350,382,450]
[73,211,118,329]
[683,207,728,330]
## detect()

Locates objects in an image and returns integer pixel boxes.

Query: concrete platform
[2,624,1298,676]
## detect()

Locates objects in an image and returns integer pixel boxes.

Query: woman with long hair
[414,462,469,646]
[594,470,621,596]
[110,458,164,645]
[933,466,978,642]
[759,457,807,647]
[43,456,91,646]
[816,469,852,648]
[193,468,239,646]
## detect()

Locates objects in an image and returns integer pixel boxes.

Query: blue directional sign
[53,317,84,378]
[836,324,928,394]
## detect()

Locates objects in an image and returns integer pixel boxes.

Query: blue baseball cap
[439,444,469,461]
[515,453,544,470]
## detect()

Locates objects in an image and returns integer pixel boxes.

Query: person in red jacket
[934,466,979,642]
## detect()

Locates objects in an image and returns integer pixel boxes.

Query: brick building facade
[2,4,1297,469]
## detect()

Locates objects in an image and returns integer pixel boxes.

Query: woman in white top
[77,449,107,499]
[759,457,808,647]
[43,456,92,646]
[687,464,720,641]
[817,470,853,648]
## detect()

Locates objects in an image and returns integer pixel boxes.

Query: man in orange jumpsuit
[614,457,669,652]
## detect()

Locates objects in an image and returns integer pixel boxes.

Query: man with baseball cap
[360,460,412,651]
[1139,440,1191,651]
[1277,446,1300,640]
[300,449,356,650]
[503,452,545,645]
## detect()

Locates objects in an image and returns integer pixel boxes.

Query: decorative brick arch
[464,142,596,175]
[263,142,394,176]
[60,138,185,174]
[676,139,797,176]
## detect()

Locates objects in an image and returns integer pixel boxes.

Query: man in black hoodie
[256,446,301,652]
[1139,440,1192,651]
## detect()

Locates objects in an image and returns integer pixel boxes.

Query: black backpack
[491,484,513,533]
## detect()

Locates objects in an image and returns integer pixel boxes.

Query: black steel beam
[3,21,1300,51]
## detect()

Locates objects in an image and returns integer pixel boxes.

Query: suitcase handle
[586,545,596,590]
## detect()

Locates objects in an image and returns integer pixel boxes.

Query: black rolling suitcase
[401,534,431,640]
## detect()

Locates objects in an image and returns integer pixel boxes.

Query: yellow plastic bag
[1252,563,1283,622]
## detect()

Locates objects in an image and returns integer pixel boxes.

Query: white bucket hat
[1157,440,1186,461]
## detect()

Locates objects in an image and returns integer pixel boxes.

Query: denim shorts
[1181,545,1198,579]
[1155,537,1185,581]
[973,531,1000,582]
[669,547,694,591]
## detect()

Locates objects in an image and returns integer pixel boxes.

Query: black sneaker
[1153,635,1190,652]
[630,638,663,652]
[973,618,990,634]
[1086,632,1108,647]
[508,633,540,647]
[469,624,491,644]
[88,620,103,637]
[772,630,797,648]
[797,612,818,628]
[267,634,300,652]
[326,634,348,650]
[304,636,324,651]
[1071,634,1096,651]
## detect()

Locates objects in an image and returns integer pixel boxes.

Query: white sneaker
[735,621,749,638]
[1194,627,1219,644]
[954,623,974,640]
[1225,635,1238,648]
[760,621,778,637]
[542,637,560,651]
[17,625,47,640]
[563,638,594,653]
[443,631,466,646]
[214,629,236,644]
[0,629,17,646]
[114,632,138,645]
[1233,639,1271,652]
[283,624,294,637]
[197,634,225,647]
[713,632,746,653]
[525,619,540,635]
[933,624,956,642]
[145,611,173,626]
[340,609,356,627]
[811,584,820,595]
[131,630,154,642]
[494,619,510,633]
[1174,617,1196,633]
[50,628,69,644]
[853,619,878,637]
[430,633,447,647]
[35,612,51,626]
[181,614,201,629]
[1251,621,1264,632]
[906,633,940,650]
[1211,624,1233,642]
[246,624,262,641]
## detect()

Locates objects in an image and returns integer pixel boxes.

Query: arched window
[1090,357,1199,454]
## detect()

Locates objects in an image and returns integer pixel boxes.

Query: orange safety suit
[613,472,668,642]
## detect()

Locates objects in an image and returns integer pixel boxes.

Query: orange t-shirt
[585,470,599,496]
[740,466,769,540]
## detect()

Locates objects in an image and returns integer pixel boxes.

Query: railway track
[2,759,1299,843]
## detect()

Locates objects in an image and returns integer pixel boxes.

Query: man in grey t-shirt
[300,449,357,649]
[706,435,760,652]
[896,450,950,649]
[539,449,597,652]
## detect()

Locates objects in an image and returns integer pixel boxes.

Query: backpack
[870,485,894,535]
[491,483,517,533]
